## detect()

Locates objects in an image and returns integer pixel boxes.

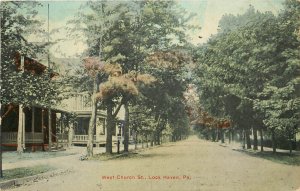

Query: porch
[67,134,117,145]
[2,132,44,145]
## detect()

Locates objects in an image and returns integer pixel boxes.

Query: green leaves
[68,1,198,139]
[193,2,300,138]
[0,2,62,108]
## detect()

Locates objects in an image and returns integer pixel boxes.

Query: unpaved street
[7,136,300,191]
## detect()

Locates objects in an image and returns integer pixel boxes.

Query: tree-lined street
[6,136,300,191]
[1,1,300,190]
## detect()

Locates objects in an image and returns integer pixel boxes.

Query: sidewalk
[0,143,149,189]
[2,142,149,170]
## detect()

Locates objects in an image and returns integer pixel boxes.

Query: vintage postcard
[1,0,300,191]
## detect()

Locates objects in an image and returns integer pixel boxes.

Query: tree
[69,1,197,154]
[193,1,300,153]
[82,57,106,157]
[1,2,63,153]
[143,50,193,142]
[96,66,155,153]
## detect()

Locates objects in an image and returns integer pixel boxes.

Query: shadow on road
[233,149,300,166]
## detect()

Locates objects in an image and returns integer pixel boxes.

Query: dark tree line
[193,1,300,154]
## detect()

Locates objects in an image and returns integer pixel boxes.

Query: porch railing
[2,132,43,144]
[2,132,119,145]
[72,135,116,144]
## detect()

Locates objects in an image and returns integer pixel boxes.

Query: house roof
[14,52,58,78]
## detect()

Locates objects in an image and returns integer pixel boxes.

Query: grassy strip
[0,165,55,182]
[236,149,300,166]
[91,152,140,161]
[3,152,76,164]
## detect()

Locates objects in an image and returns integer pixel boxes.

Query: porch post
[115,122,118,136]
[103,119,106,135]
[96,117,101,147]
[17,105,24,154]
[68,123,74,148]
[17,55,25,154]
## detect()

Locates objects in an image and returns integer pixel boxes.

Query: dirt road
[7,136,300,191]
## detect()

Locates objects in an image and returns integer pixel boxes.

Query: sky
[33,0,285,58]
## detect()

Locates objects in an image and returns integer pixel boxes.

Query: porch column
[17,105,24,153]
[68,123,74,148]
[96,118,101,147]
[103,119,106,135]
[115,122,118,136]
[22,109,25,149]
[17,56,25,154]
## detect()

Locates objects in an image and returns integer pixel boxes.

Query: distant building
[58,92,109,146]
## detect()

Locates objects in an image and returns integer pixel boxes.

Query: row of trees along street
[0,1,195,158]
[66,1,195,156]
[191,1,300,154]
[1,0,299,162]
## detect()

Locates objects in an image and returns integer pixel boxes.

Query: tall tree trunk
[134,132,138,150]
[228,129,231,144]
[151,133,154,146]
[242,129,246,149]
[87,76,98,157]
[157,132,161,145]
[246,129,251,149]
[22,108,25,150]
[231,129,235,143]
[48,108,52,151]
[41,109,45,151]
[253,127,258,150]
[289,132,293,155]
[221,128,225,143]
[31,108,35,152]
[0,110,2,177]
[105,101,113,154]
[68,123,74,148]
[239,130,243,142]
[105,98,124,154]
[260,128,264,152]
[17,105,24,154]
[271,129,276,153]
[211,129,216,142]
[123,102,129,152]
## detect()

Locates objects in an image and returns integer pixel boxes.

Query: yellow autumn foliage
[103,63,122,77]
[96,65,155,100]
[136,74,156,85]
[96,76,138,100]
[123,71,156,85]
